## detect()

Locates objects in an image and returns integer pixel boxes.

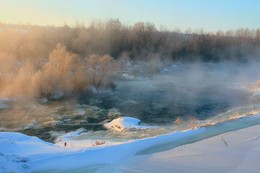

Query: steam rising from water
[0,23,260,142]
[0,44,117,99]
[0,61,260,142]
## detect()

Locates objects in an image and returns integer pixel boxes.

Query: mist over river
[0,62,259,142]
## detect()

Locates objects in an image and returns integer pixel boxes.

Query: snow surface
[104,117,153,132]
[0,132,67,172]
[119,123,260,173]
[54,128,122,149]
[1,114,260,172]
[0,126,205,172]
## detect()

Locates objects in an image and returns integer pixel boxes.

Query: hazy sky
[0,0,259,31]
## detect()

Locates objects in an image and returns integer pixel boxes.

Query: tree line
[0,19,260,98]
[0,19,260,62]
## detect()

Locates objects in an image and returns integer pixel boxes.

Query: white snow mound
[104,117,143,132]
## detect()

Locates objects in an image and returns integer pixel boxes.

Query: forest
[0,19,260,98]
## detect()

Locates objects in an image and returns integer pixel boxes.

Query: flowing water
[0,63,259,143]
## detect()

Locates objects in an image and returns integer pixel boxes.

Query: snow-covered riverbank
[118,122,260,173]
[1,113,260,173]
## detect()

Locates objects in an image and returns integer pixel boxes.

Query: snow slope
[1,114,260,172]
[0,128,205,172]
[118,123,260,173]
[0,132,67,172]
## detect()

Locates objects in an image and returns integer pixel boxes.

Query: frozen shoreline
[1,114,260,172]
[118,123,260,173]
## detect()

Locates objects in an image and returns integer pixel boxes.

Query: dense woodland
[0,19,260,98]
[1,19,260,62]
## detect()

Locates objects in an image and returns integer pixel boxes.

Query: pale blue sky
[0,0,259,31]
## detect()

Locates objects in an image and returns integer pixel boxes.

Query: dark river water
[0,63,258,142]
[80,79,251,124]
